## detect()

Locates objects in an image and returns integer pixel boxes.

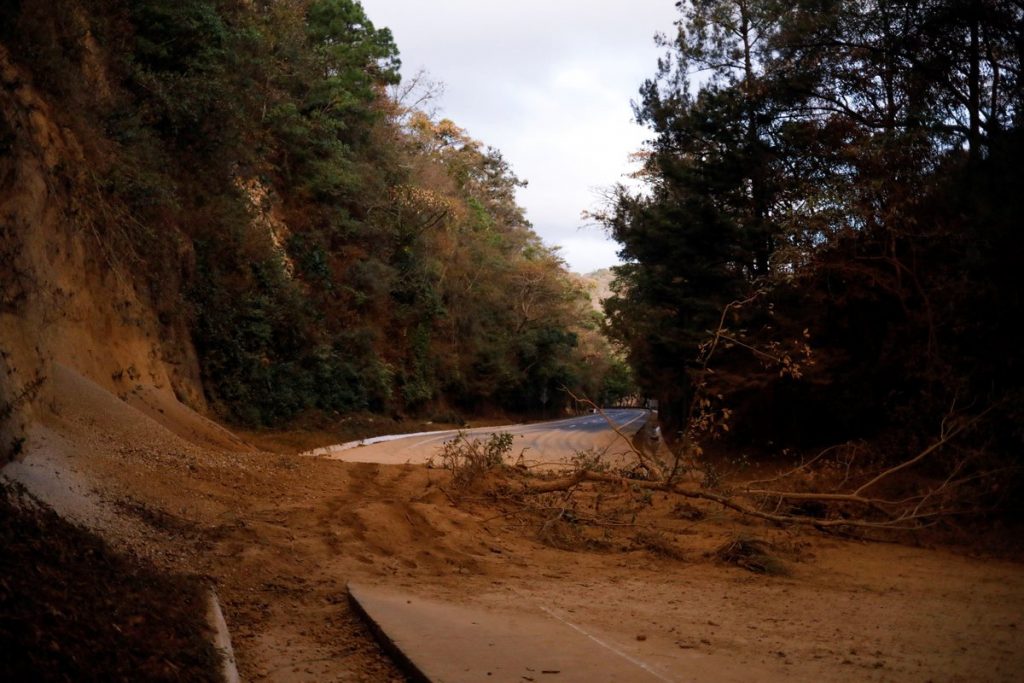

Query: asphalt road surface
[305,409,649,468]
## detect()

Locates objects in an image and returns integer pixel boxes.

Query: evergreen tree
[604,0,1024,448]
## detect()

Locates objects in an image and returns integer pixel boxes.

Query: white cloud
[362,0,678,273]
[555,235,622,275]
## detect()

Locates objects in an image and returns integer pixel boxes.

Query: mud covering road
[5,366,1023,682]
[306,408,648,467]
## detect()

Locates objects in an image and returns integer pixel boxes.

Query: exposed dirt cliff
[0,32,242,458]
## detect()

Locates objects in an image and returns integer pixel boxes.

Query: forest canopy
[0,0,632,425]
[599,0,1023,488]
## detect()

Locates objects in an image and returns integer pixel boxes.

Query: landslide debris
[0,481,221,683]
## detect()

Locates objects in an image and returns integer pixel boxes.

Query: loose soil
[0,482,220,682]
[4,366,1023,681]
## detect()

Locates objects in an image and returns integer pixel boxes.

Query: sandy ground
[5,366,1023,682]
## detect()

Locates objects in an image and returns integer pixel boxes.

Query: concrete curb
[348,584,431,683]
[207,588,240,683]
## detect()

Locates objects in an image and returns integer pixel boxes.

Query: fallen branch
[458,383,1000,536]
[514,469,946,531]
[515,400,996,531]
[851,405,994,497]
[708,402,994,522]
[561,388,664,480]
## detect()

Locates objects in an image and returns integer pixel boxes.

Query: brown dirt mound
[7,364,1024,682]
[0,481,220,682]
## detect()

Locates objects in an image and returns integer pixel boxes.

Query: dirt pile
[3,364,1019,682]
[0,481,220,683]
[0,35,207,463]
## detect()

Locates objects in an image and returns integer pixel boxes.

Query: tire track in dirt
[318,461,484,578]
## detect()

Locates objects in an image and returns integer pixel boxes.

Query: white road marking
[506,586,673,683]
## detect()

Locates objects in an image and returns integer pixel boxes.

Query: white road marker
[531,601,673,682]
[505,585,672,682]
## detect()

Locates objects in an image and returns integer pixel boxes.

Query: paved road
[348,582,674,682]
[305,409,649,467]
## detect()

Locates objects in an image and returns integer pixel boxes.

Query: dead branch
[520,322,995,536]
[850,405,993,497]
[733,406,992,519]
[739,442,852,489]
[702,291,765,371]
[513,469,940,531]
[561,388,665,480]
[498,399,997,534]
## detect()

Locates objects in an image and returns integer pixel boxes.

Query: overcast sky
[362,1,679,274]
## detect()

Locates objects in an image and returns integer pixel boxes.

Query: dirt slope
[1,39,209,463]
[5,364,1023,682]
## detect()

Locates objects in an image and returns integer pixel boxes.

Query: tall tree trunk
[740,1,770,277]
[968,1,982,163]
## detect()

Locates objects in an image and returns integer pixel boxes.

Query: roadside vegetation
[0,0,632,428]
[593,0,1024,522]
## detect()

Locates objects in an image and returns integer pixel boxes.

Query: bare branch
[740,442,851,489]
[514,470,940,531]
[852,406,994,497]
[561,388,665,480]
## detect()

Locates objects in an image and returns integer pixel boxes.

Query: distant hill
[579,268,616,314]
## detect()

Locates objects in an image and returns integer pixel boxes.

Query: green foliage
[128,0,243,152]
[392,114,604,416]
[599,0,798,432]
[306,0,401,97]
[131,1,229,73]
[191,224,393,424]
[431,431,514,490]
[4,0,619,426]
[602,0,1024,459]
[598,357,635,407]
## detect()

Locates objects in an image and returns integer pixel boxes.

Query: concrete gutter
[207,588,240,683]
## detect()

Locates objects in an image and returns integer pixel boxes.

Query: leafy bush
[430,432,514,490]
